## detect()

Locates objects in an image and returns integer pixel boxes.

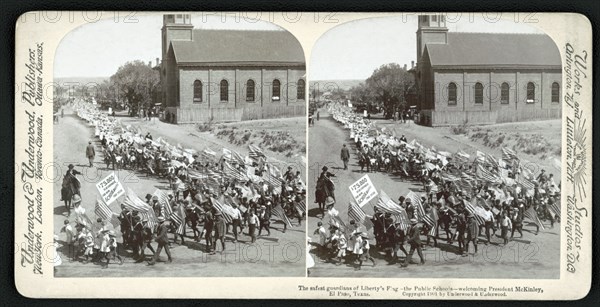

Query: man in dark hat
[85,141,95,167]
[148,216,172,265]
[402,219,424,267]
[340,144,350,170]
[257,206,271,236]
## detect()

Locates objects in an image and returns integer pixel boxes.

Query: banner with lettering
[95,172,125,205]
[348,174,378,208]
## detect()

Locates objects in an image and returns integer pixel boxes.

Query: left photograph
[53,13,307,277]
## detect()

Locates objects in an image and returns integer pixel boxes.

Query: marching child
[357,233,376,270]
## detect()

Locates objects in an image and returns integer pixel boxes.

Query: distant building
[160,14,306,123]
[413,15,562,126]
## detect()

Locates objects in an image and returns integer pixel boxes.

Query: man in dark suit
[85,141,95,167]
[402,219,425,267]
[257,206,271,236]
[148,217,172,265]
[340,144,350,170]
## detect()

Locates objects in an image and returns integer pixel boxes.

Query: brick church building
[413,15,562,126]
[160,14,306,123]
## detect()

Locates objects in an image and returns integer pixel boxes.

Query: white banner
[95,172,125,205]
[348,174,378,208]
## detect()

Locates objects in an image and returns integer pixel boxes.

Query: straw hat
[325,196,335,206]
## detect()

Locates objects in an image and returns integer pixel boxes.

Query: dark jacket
[406,224,422,245]
[86,144,95,157]
[155,222,169,244]
[340,147,350,160]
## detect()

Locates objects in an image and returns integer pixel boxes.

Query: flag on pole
[375,190,405,216]
[210,197,234,224]
[476,164,502,184]
[153,189,173,218]
[524,206,545,230]
[94,198,113,221]
[227,150,244,166]
[174,203,186,235]
[464,200,485,226]
[271,204,293,228]
[123,188,158,230]
[94,198,120,229]
[223,162,249,182]
[426,208,438,237]
[440,173,460,182]
[248,144,266,159]
[348,201,373,230]
[295,198,306,217]
[406,191,426,221]
[501,147,519,162]
[188,168,208,180]
[202,148,217,160]
[549,202,561,219]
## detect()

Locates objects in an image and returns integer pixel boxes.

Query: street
[52,107,305,277]
[307,109,560,278]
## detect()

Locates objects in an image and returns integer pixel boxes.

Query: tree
[365,63,414,119]
[110,60,160,116]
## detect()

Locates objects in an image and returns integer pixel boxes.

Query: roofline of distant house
[176,62,306,68]
[431,65,561,70]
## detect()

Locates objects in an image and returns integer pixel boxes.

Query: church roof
[171,29,305,66]
[425,32,561,69]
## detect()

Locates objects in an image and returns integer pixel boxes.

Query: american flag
[210,197,234,224]
[516,174,535,190]
[406,191,426,221]
[248,144,266,160]
[202,148,217,160]
[464,200,485,226]
[477,150,499,168]
[173,203,186,235]
[170,203,183,226]
[94,198,113,221]
[223,162,249,182]
[123,188,158,231]
[266,163,283,179]
[328,214,346,232]
[524,206,545,230]
[376,190,405,216]
[94,198,120,229]
[476,164,502,184]
[231,150,246,165]
[347,201,373,230]
[153,189,173,218]
[271,204,292,228]
[501,147,519,162]
[295,198,306,217]
[188,168,208,180]
[425,208,438,237]
[461,171,476,183]
[549,202,561,218]
[440,173,460,182]
[455,150,471,162]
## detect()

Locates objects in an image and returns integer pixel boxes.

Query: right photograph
[307,14,562,278]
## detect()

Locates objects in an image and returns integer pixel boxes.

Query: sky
[310,14,544,81]
[55,13,545,80]
[54,13,282,78]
